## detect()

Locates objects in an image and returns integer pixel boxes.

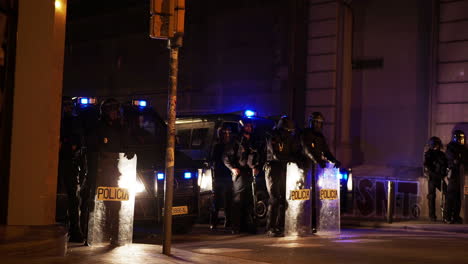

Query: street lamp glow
[55,0,62,9]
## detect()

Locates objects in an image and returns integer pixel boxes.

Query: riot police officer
[210,126,233,230]
[83,98,134,245]
[423,136,448,222]
[302,112,341,169]
[223,119,259,234]
[87,98,133,154]
[58,96,84,242]
[445,130,467,224]
[264,116,301,237]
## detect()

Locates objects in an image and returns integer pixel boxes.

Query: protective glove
[319,160,327,168]
[333,160,341,168]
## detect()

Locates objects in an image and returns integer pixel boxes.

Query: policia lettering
[320,189,338,200]
[289,189,310,200]
[96,187,130,201]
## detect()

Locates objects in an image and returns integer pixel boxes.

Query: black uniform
[58,110,85,242]
[264,118,301,236]
[82,99,134,245]
[223,133,259,233]
[423,144,448,221]
[301,112,341,231]
[445,141,467,223]
[301,129,340,168]
[210,141,233,229]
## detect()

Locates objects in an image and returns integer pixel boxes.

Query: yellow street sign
[290,189,311,201]
[320,189,338,200]
[96,187,130,201]
[162,205,189,215]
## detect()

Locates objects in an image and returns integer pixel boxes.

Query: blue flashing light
[133,99,148,108]
[80,98,89,105]
[244,109,256,118]
[184,172,192,179]
[157,172,164,180]
[338,169,348,181]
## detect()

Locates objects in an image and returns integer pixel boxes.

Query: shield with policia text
[87,152,137,246]
[315,162,340,234]
[284,162,313,236]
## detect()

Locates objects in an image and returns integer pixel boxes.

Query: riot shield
[284,162,313,237]
[87,152,137,246]
[315,163,340,235]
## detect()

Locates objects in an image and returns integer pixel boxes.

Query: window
[176,129,191,149]
[191,128,209,149]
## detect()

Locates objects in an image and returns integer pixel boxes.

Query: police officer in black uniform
[83,98,134,245]
[423,136,448,222]
[58,96,85,242]
[223,119,259,234]
[445,130,467,224]
[210,126,233,230]
[302,112,341,169]
[264,116,301,237]
[300,112,340,232]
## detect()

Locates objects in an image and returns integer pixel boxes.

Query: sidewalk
[2,243,268,264]
[0,225,266,264]
[341,217,468,234]
[3,219,468,264]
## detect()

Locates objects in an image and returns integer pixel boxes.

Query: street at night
[171,227,468,264]
[3,225,468,264]
[2,0,468,263]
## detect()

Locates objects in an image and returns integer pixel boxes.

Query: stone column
[8,0,67,226]
[335,3,353,168]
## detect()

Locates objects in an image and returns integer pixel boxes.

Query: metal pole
[162,34,182,255]
[387,181,395,224]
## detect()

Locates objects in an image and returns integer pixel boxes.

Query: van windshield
[175,121,216,160]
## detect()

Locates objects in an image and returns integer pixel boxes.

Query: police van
[175,110,275,226]
[64,97,201,233]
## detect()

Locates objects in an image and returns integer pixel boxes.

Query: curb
[342,220,468,234]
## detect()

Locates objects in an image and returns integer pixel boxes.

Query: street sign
[96,186,130,201]
[149,0,185,39]
[150,14,172,39]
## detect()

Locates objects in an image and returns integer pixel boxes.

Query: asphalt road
[135,225,468,264]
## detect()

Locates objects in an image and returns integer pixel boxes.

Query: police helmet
[100,98,120,118]
[239,117,254,127]
[452,130,465,145]
[217,125,232,140]
[308,112,324,128]
[276,115,295,132]
[62,96,74,114]
[62,96,73,106]
[427,136,442,150]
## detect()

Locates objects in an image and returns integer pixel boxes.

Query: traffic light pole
[163,33,182,256]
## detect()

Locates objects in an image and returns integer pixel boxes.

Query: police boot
[69,229,84,243]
